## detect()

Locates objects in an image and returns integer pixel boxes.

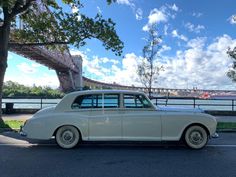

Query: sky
[4,0,236,90]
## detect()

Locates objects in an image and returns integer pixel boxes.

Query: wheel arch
[181,123,210,140]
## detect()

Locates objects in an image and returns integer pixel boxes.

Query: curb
[216,129,236,132]
[0,128,19,133]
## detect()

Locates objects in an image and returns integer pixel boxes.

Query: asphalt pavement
[0,131,236,177]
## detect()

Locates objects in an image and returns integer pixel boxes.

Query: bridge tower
[57,55,83,92]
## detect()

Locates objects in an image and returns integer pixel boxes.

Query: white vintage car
[20,90,217,149]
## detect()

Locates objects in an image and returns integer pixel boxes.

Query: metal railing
[151,97,236,111]
[2,97,60,110]
[2,96,236,111]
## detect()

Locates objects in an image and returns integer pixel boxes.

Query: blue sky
[5,0,236,90]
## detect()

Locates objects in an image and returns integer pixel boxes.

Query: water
[2,99,61,109]
[153,99,235,111]
[2,98,236,111]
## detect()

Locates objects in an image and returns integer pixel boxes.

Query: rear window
[71,94,120,109]
[71,94,102,109]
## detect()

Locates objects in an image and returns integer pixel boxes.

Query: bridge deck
[10,45,78,73]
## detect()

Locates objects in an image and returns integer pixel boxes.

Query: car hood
[157,106,204,113]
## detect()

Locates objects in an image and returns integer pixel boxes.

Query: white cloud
[228,14,236,24]
[94,56,119,65]
[171,29,188,41]
[116,0,143,20]
[71,36,236,90]
[116,0,132,5]
[102,53,142,86]
[97,6,102,14]
[192,12,203,18]
[169,4,179,12]
[71,4,81,21]
[32,63,41,68]
[70,49,87,60]
[135,8,143,20]
[86,48,91,52]
[158,45,171,55]
[148,8,168,24]
[142,8,168,31]
[8,53,13,60]
[71,6,78,13]
[164,25,169,35]
[142,25,149,32]
[187,37,206,48]
[17,63,39,74]
[185,22,205,33]
[143,4,179,31]
[70,50,120,80]
[157,34,236,89]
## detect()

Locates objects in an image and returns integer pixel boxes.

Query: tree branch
[9,0,35,19]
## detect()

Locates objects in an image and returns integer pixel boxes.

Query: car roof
[66,89,146,96]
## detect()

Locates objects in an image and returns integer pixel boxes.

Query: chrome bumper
[211,132,219,138]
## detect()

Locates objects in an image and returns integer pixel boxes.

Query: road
[0,132,236,177]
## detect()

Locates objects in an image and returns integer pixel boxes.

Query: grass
[217,122,236,130]
[0,120,25,129]
[0,120,236,131]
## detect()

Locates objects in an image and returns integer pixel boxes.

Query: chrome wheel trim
[189,130,204,145]
[60,130,75,145]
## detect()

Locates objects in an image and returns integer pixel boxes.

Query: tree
[227,47,236,82]
[137,25,163,97]
[0,0,124,122]
[3,81,64,98]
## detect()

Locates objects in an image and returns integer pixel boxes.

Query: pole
[40,98,43,109]
[232,100,234,111]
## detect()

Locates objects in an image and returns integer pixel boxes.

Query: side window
[104,94,120,108]
[71,94,102,109]
[124,94,152,108]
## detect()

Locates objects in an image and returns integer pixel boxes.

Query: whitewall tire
[56,125,80,149]
[184,125,208,149]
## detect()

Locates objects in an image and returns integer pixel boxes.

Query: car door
[88,93,122,140]
[122,94,162,141]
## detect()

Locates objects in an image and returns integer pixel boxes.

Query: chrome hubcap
[189,131,203,145]
[61,130,75,144]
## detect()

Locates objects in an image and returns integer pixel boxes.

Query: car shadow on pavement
[0,131,192,150]
[0,131,56,146]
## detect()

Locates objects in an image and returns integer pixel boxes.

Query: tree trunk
[0,23,10,123]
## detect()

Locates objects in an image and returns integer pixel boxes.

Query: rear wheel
[184,125,208,149]
[56,125,80,149]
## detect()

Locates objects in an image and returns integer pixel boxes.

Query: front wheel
[184,125,208,149]
[56,125,80,149]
